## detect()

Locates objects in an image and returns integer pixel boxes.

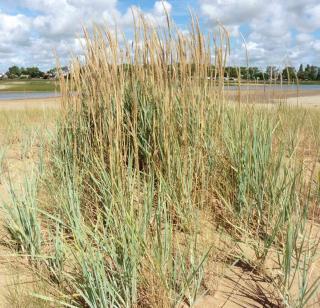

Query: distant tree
[208,65,216,77]
[47,68,57,74]
[239,67,248,79]
[6,66,21,78]
[255,70,265,80]
[248,67,262,80]
[304,64,311,80]
[297,64,304,80]
[310,66,319,80]
[24,67,44,78]
[225,66,238,79]
[282,67,296,81]
[266,66,279,80]
[6,66,45,79]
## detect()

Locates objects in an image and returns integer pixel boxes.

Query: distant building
[45,67,69,79]
[43,73,56,80]
[20,74,30,79]
[59,67,70,78]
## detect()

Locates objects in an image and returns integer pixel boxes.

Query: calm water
[0,84,319,101]
[0,91,60,100]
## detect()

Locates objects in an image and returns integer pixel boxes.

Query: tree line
[5,66,45,78]
[4,66,68,79]
[225,65,320,81]
[3,64,320,81]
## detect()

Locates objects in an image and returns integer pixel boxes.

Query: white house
[0,73,8,79]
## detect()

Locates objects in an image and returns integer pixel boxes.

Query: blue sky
[0,0,320,72]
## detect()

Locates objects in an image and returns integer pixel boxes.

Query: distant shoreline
[0,90,319,110]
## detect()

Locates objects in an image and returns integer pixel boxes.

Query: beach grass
[1,13,320,307]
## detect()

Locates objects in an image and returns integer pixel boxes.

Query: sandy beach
[0,97,60,110]
[0,92,319,110]
[286,94,320,107]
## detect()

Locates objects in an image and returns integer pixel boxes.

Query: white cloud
[0,1,176,71]
[312,40,320,52]
[0,12,31,50]
[0,11,34,70]
[143,1,173,26]
[200,0,263,25]
[0,0,320,72]
[199,0,320,66]
[296,33,314,44]
[153,1,172,15]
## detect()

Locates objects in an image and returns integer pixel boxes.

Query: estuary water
[0,84,319,101]
[0,91,60,100]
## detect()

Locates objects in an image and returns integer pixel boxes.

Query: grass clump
[4,176,42,259]
[2,13,320,307]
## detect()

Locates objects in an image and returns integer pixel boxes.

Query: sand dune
[0,93,319,111]
[0,97,59,110]
[286,94,320,107]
